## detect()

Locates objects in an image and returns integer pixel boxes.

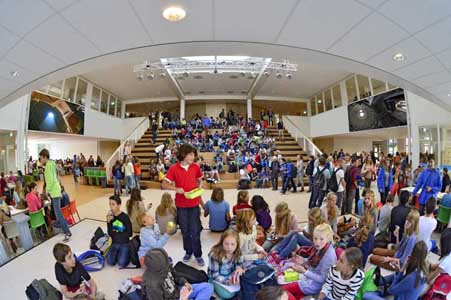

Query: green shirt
[44,160,61,198]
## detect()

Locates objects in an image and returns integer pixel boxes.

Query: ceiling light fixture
[286,73,292,79]
[10,71,19,77]
[162,6,186,22]
[147,73,154,80]
[136,73,144,80]
[183,71,189,78]
[393,53,405,62]
[276,72,282,79]
[448,93,451,97]
[263,71,270,77]
[159,72,166,78]
[303,111,307,115]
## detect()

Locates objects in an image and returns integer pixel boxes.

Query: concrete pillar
[16,94,30,173]
[247,98,252,119]
[180,98,185,121]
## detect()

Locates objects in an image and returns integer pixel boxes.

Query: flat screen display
[28,91,85,135]
[348,88,407,132]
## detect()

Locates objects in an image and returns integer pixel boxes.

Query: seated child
[232,190,252,215]
[26,182,42,213]
[61,185,70,207]
[206,166,220,184]
[427,228,451,284]
[53,243,104,299]
[236,210,267,267]
[319,247,364,300]
[155,192,177,235]
[142,248,213,300]
[370,210,419,271]
[282,224,337,299]
[204,187,231,232]
[256,286,293,300]
[106,195,132,268]
[208,229,245,299]
[344,214,375,267]
[138,210,171,266]
[262,202,299,252]
[251,195,272,231]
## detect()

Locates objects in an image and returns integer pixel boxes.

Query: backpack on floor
[173,262,208,284]
[128,235,141,268]
[76,250,105,272]
[25,279,62,300]
[90,227,112,256]
[423,273,451,300]
[239,264,276,300]
[118,279,142,300]
[355,266,387,300]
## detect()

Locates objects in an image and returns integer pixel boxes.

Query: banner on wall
[28,91,85,135]
[348,88,407,132]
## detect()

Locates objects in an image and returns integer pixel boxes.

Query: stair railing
[282,115,322,156]
[105,117,149,180]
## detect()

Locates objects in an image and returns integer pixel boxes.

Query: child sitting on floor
[142,248,213,300]
[204,187,231,232]
[236,209,267,267]
[53,243,104,300]
[138,210,171,266]
[319,247,364,300]
[155,192,177,235]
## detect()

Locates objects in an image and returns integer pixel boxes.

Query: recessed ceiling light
[162,6,186,22]
[303,111,307,115]
[10,71,19,77]
[448,93,451,97]
[393,53,405,62]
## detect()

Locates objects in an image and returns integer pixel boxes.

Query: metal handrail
[105,117,149,180]
[283,115,322,156]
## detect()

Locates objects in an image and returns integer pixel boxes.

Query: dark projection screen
[348,88,407,132]
[28,91,85,135]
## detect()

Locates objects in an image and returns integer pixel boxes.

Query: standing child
[142,248,213,300]
[126,188,146,233]
[282,224,337,299]
[112,160,122,196]
[106,195,132,268]
[138,210,171,266]
[53,243,104,299]
[319,247,364,300]
[251,195,272,231]
[204,187,231,232]
[236,210,267,267]
[155,192,177,235]
[208,229,245,299]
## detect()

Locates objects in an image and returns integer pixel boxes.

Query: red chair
[61,205,75,225]
[69,200,81,222]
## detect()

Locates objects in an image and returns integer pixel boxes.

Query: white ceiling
[0,0,451,110]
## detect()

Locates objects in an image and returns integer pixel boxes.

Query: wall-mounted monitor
[28,91,85,135]
[348,88,407,132]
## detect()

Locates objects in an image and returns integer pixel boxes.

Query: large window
[356,75,371,99]
[91,86,101,111]
[371,78,386,95]
[108,95,116,116]
[116,99,122,117]
[48,80,63,98]
[100,91,108,113]
[310,98,317,116]
[63,77,77,102]
[75,78,87,105]
[316,95,324,114]
[324,90,333,111]
[346,76,358,103]
[332,85,342,108]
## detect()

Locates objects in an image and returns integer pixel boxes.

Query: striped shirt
[320,266,364,300]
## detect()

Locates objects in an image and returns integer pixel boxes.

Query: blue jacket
[389,270,426,300]
[377,167,393,192]
[287,162,295,178]
[138,224,169,258]
[412,168,442,205]
[395,234,416,266]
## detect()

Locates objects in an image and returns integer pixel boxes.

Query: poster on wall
[28,91,85,135]
[348,88,407,132]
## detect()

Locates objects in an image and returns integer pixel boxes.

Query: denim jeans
[188,283,214,300]
[342,189,355,215]
[107,243,130,268]
[336,191,344,209]
[134,175,141,190]
[52,196,71,235]
[113,177,121,194]
[271,174,278,190]
[363,291,385,300]
[125,175,134,195]
[297,173,304,188]
[177,206,203,258]
[273,231,312,259]
[308,175,313,191]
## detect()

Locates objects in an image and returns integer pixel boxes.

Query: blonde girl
[155,192,177,234]
[262,202,299,252]
[236,210,266,265]
[363,190,378,234]
[371,209,419,271]
[320,192,338,234]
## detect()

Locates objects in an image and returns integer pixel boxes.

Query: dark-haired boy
[162,144,204,266]
[53,243,104,299]
[106,195,132,268]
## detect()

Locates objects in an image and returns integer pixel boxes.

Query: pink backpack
[423,274,451,300]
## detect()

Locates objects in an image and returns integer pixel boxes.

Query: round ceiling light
[162,6,186,22]
[393,53,405,62]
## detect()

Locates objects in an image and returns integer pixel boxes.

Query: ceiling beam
[124,97,179,105]
[247,63,270,99]
[254,96,309,102]
[165,70,185,99]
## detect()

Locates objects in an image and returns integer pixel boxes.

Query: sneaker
[195,257,205,266]
[63,234,71,243]
[183,253,192,262]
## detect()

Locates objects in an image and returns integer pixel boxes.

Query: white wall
[122,117,147,140]
[333,137,373,154]
[310,106,349,137]
[205,103,224,118]
[28,140,98,160]
[284,115,311,137]
[84,109,123,140]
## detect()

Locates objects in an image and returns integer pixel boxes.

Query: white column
[121,101,126,119]
[247,98,252,119]
[180,98,185,121]
[16,94,30,173]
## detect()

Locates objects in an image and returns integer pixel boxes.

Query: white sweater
[123,162,134,177]
[239,225,264,261]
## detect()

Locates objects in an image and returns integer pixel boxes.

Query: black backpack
[328,167,343,192]
[173,262,208,284]
[313,167,327,190]
[290,163,297,178]
[239,264,276,300]
[25,279,62,300]
[128,235,141,268]
[305,160,314,176]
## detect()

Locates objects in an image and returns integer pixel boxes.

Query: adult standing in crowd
[151,120,158,145]
[411,158,441,215]
[342,157,360,215]
[39,148,71,242]
[271,156,280,191]
[162,144,205,266]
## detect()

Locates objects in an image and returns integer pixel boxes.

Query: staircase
[131,127,310,189]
